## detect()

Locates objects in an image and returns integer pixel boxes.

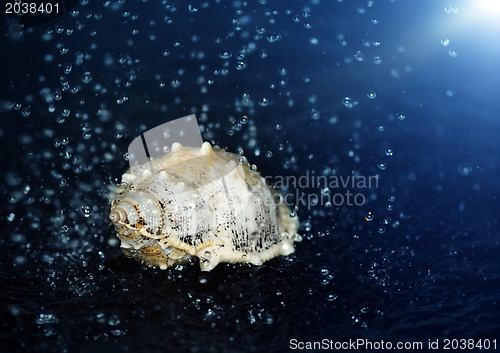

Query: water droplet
[444,4,459,14]
[365,212,374,222]
[448,49,458,58]
[378,162,387,170]
[219,50,232,59]
[441,38,450,47]
[236,61,247,70]
[36,313,58,325]
[266,32,282,43]
[326,294,337,302]
[458,163,472,176]
[259,97,270,106]
[81,72,93,84]
[342,97,353,108]
[354,50,365,61]
[367,91,376,99]
[21,108,31,117]
[385,148,393,156]
[81,206,91,218]
[63,63,72,73]
[108,315,120,326]
[396,113,406,120]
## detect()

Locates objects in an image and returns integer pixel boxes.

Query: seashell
[109,141,301,271]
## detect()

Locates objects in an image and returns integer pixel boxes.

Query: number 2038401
[5,2,60,15]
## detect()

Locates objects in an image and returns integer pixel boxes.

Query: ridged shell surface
[109,142,300,271]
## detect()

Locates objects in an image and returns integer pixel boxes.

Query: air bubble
[378,162,387,170]
[367,91,376,99]
[365,212,374,221]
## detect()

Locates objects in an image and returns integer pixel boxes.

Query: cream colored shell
[109,142,300,271]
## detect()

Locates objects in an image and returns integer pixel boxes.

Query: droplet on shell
[109,142,300,271]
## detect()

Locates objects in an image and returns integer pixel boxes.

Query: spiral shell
[109,142,300,271]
